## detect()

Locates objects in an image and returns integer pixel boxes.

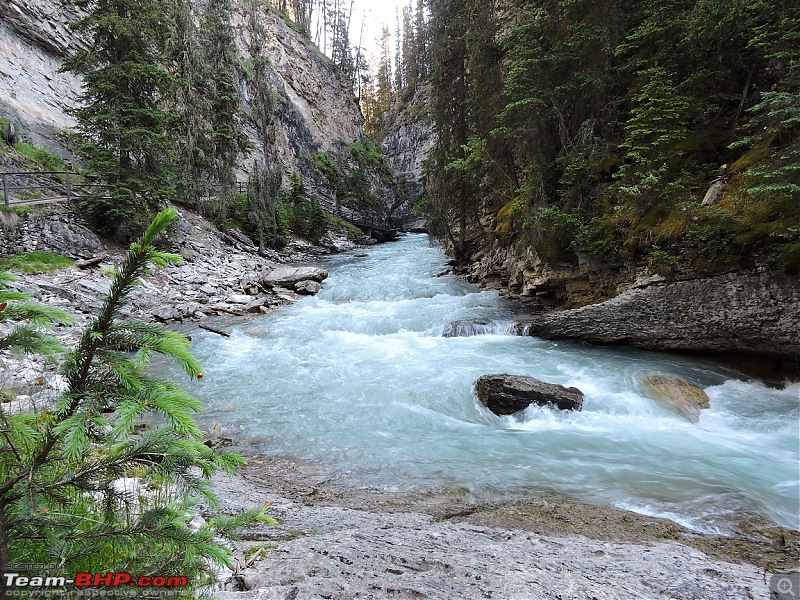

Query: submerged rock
[639,373,710,423]
[442,320,492,338]
[475,374,584,415]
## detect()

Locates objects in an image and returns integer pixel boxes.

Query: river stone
[262,266,328,288]
[152,306,180,323]
[227,294,252,304]
[639,373,710,423]
[295,280,322,295]
[475,374,583,415]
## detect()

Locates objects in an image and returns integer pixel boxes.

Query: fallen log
[198,323,230,337]
[207,305,245,316]
[75,255,108,269]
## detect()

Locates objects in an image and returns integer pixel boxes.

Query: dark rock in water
[639,373,710,423]
[442,320,493,338]
[475,374,584,415]
[353,253,369,258]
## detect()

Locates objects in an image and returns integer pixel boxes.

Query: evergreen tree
[248,153,284,252]
[165,0,211,211]
[614,67,693,211]
[0,273,73,361]
[401,3,417,95]
[0,209,272,588]
[200,0,249,221]
[414,0,429,81]
[427,0,478,261]
[63,0,177,232]
[288,173,327,243]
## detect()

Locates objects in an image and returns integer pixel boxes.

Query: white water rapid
[166,234,800,532]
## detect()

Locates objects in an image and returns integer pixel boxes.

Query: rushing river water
[166,234,799,532]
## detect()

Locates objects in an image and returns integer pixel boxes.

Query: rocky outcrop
[380,84,435,222]
[294,279,321,295]
[639,374,710,423]
[518,270,800,361]
[234,9,365,212]
[381,86,435,188]
[259,265,327,288]
[0,0,82,150]
[0,205,102,258]
[475,374,584,415]
[464,236,641,309]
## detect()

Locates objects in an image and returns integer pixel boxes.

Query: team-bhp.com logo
[3,571,188,592]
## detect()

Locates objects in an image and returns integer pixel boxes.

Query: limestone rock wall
[0,0,83,151]
[0,0,376,213]
[519,270,800,361]
[234,10,364,211]
[463,215,799,363]
[380,85,436,210]
[464,236,644,309]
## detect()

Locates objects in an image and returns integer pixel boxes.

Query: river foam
[165,234,800,531]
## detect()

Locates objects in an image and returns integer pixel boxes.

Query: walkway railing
[2,170,419,232]
[1,171,106,207]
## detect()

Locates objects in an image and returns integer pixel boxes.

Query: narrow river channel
[165,234,800,533]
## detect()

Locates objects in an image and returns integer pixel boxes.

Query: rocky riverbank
[203,452,798,599]
[454,235,800,377]
[515,269,800,369]
[0,202,369,399]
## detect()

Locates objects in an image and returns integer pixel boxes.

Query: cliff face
[0,0,83,150]
[234,10,364,210]
[380,85,436,209]
[0,0,376,213]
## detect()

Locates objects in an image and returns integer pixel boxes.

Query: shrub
[13,142,65,172]
[0,209,272,592]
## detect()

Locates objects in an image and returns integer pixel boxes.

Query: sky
[353,0,407,62]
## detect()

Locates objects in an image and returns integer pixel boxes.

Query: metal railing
[1,170,420,232]
[1,171,106,207]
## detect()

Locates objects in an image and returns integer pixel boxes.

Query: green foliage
[647,245,681,276]
[0,117,18,146]
[247,153,284,251]
[314,152,342,186]
[0,252,75,275]
[614,67,694,209]
[287,173,327,244]
[0,270,74,359]
[527,205,584,263]
[172,0,248,217]
[0,209,272,589]
[349,140,386,168]
[62,0,177,231]
[337,168,376,207]
[12,142,65,172]
[325,213,363,237]
[425,0,797,272]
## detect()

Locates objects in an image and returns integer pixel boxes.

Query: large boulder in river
[475,374,584,415]
[261,266,328,288]
[639,373,709,423]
